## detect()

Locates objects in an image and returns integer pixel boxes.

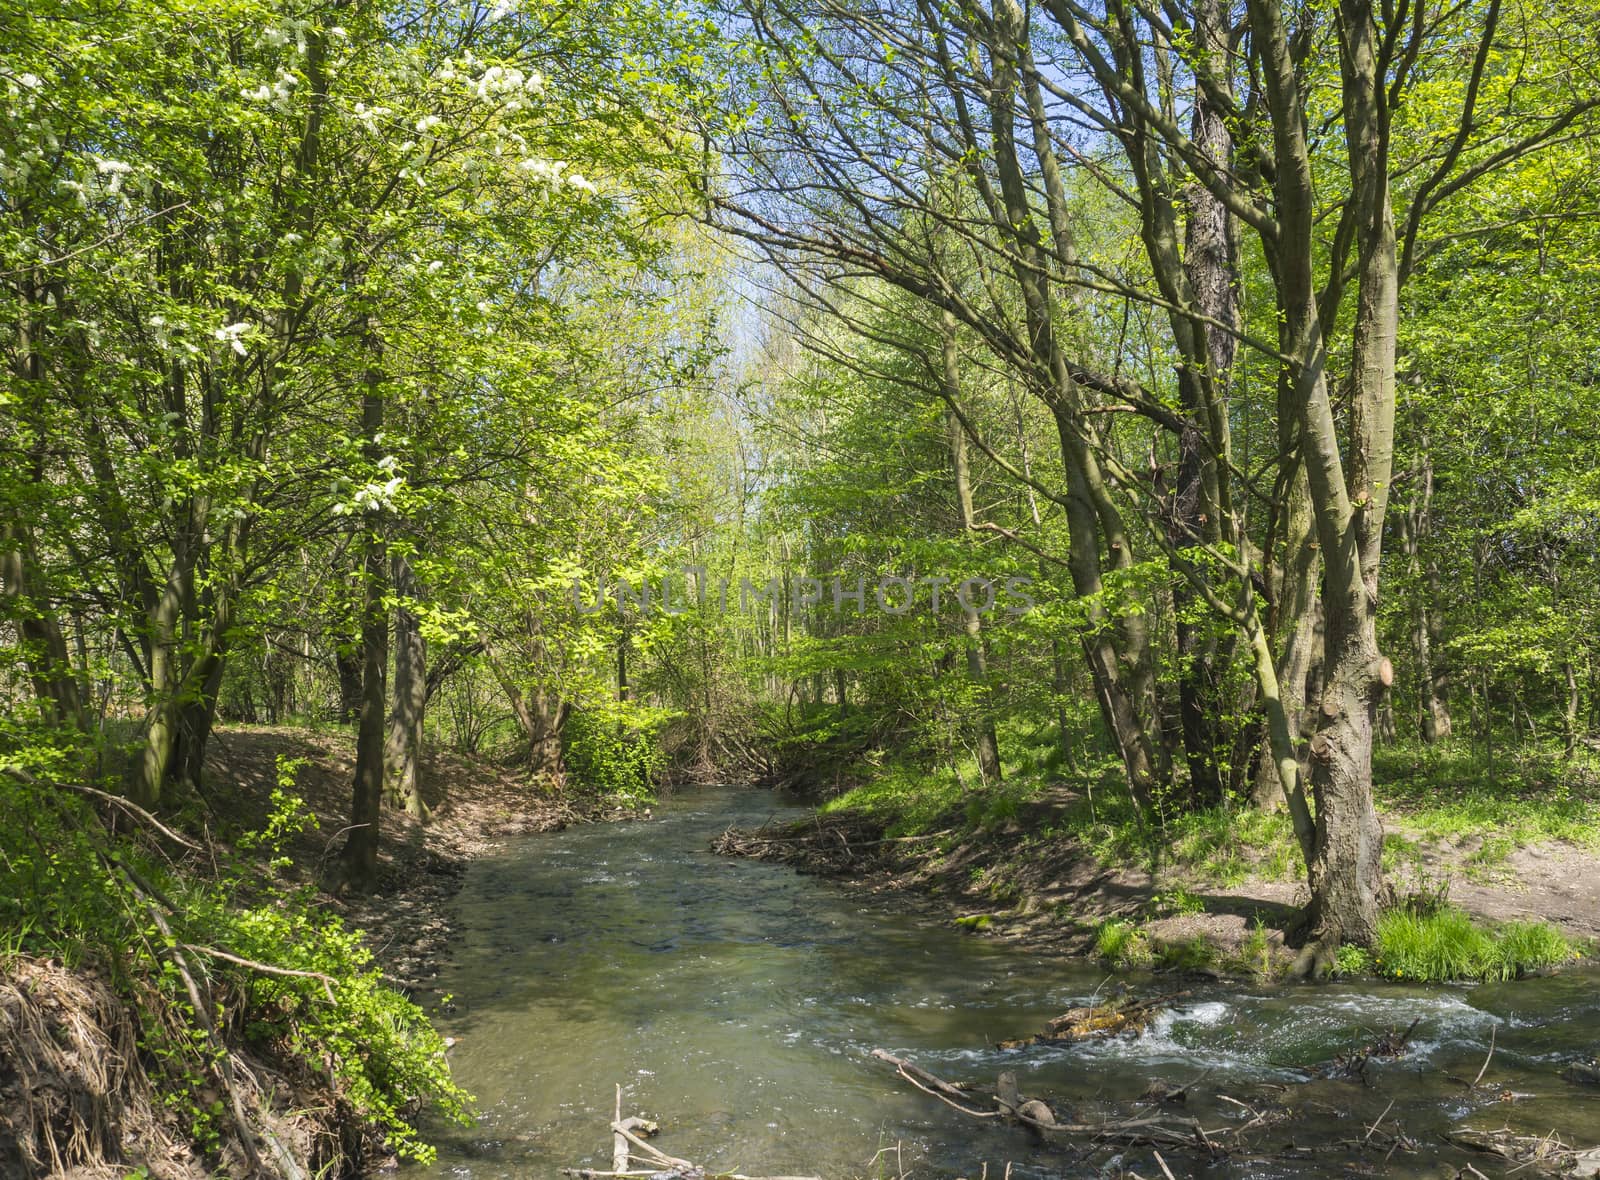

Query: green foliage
[562,709,663,804]
[1151,886,1205,918]
[1374,905,1579,982]
[1232,918,1278,980]
[0,780,469,1164]
[1335,944,1373,977]
[1375,743,1600,848]
[1075,796,1299,885]
[1154,936,1217,973]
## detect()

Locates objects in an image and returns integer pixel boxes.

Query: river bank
[200,725,645,997]
[713,763,1600,980]
[0,726,642,1179]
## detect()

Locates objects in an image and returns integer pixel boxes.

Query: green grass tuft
[1374,905,1579,981]
[1095,918,1153,968]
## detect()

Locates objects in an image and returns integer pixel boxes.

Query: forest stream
[405,789,1600,1179]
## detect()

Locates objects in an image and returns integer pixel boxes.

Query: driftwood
[869,1048,1258,1153]
[560,1085,822,1180]
[1446,1128,1600,1176]
[1562,1058,1600,1086]
[995,991,1190,1049]
[709,815,959,880]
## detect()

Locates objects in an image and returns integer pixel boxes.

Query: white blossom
[518,157,567,184]
[17,73,41,90]
[95,158,133,175]
[334,475,406,515]
[416,114,442,133]
[568,172,597,195]
[427,260,444,273]
[213,321,252,357]
[353,102,392,132]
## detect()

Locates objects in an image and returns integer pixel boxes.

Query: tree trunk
[1253,468,1321,810]
[175,651,228,792]
[336,641,364,725]
[1249,0,1395,961]
[982,12,1160,809]
[1562,661,1580,759]
[1,522,86,731]
[132,574,185,808]
[482,638,569,787]
[341,320,388,891]
[1165,0,1238,810]
[941,313,1002,785]
[384,552,429,820]
[1400,438,1452,742]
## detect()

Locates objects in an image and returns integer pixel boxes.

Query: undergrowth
[1374,741,1600,847]
[0,761,470,1168]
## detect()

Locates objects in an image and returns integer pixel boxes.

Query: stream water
[407,787,1600,1179]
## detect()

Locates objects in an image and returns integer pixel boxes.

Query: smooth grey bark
[1245,0,1396,960]
[482,637,570,786]
[941,313,1003,785]
[385,552,429,820]
[1398,443,1452,743]
[985,1,1161,807]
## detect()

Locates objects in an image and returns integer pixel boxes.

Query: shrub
[0,776,470,1165]
[563,709,662,803]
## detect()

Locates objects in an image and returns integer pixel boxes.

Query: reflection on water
[405,788,1600,1179]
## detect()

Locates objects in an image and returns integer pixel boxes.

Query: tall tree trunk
[175,651,227,791]
[942,313,1002,785]
[5,291,89,733]
[341,319,388,891]
[1253,464,1321,810]
[133,573,185,808]
[1400,435,1452,742]
[1249,0,1394,961]
[482,639,569,787]
[983,8,1162,809]
[1163,0,1239,809]
[0,522,86,731]
[385,552,429,820]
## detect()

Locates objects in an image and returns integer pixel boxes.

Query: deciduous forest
[3,0,1600,1174]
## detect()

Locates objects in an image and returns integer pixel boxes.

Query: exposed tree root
[0,956,342,1180]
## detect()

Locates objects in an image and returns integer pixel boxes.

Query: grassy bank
[738,727,1596,982]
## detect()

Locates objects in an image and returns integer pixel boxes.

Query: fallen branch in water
[560,1085,822,1180]
[996,991,1190,1049]
[1445,1127,1600,1175]
[869,1049,1242,1153]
